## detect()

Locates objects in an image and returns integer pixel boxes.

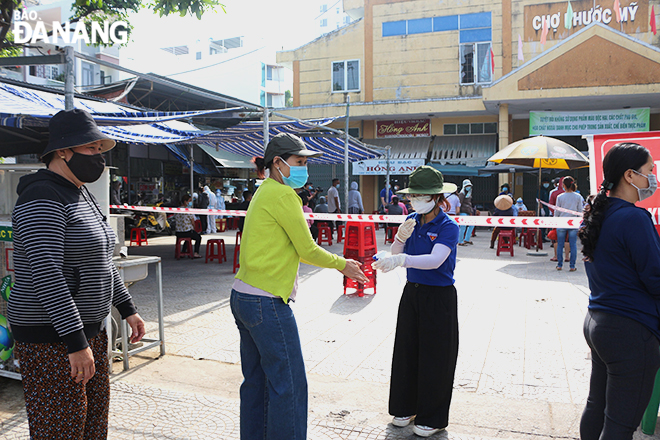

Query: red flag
[614,0,621,23]
[490,47,495,74]
[540,17,549,45]
[652,6,657,35]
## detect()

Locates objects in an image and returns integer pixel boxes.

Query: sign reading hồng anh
[352,159,425,175]
[376,119,430,138]
[529,108,650,136]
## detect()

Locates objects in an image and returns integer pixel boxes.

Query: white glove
[395,218,417,243]
[372,253,407,273]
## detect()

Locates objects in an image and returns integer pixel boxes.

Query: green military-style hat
[397,165,457,195]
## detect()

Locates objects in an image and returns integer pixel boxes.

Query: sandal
[458,242,468,246]
[550,257,558,262]
[465,241,474,245]
[565,258,570,262]
[569,268,577,272]
[556,266,562,270]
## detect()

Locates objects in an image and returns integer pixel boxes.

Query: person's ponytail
[579,142,650,261]
[579,184,610,261]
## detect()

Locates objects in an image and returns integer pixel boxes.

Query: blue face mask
[187,201,193,208]
[277,158,309,189]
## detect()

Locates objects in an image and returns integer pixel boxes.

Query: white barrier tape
[536,199,583,216]
[110,205,583,228]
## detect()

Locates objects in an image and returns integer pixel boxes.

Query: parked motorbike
[132,202,172,236]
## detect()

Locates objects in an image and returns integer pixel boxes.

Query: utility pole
[64,46,74,110]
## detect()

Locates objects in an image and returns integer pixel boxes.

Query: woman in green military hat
[373,165,460,437]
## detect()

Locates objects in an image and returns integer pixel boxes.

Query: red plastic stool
[344,258,376,297]
[371,211,380,230]
[130,227,148,246]
[233,231,242,273]
[336,224,344,243]
[317,225,332,246]
[343,222,377,260]
[215,218,226,232]
[497,229,515,257]
[205,239,227,263]
[384,226,398,244]
[175,237,194,260]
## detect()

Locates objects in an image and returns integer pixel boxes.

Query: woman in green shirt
[231,133,367,440]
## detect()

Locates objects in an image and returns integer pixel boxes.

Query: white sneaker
[392,415,415,427]
[413,424,445,437]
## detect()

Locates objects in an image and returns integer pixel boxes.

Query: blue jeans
[230,289,308,440]
[458,213,474,243]
[556,228,578,269]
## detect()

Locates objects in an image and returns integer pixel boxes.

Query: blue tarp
[0,82,380,165]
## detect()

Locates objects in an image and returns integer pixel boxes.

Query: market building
[276,0,660,211]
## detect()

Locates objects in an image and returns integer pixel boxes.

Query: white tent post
[344,95,350,213]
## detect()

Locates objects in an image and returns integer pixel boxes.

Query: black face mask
[65,152,105,183]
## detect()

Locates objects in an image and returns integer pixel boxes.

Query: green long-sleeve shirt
[236,178,346,302]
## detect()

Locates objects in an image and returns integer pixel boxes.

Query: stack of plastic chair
[216,218,227,233]
[496,229,515,257]
[342,221,377,297]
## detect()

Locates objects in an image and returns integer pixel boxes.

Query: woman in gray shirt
[554,176,584,271]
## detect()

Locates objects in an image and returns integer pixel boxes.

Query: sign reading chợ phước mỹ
[524,0,647,41]
[353,159,426,175]
[529,108,650,136]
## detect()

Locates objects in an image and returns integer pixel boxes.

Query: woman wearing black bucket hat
[8,109,145,439]
[373,165,460,437]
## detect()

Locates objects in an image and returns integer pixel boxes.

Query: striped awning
[0,81,380,165]
[0,82,236,127]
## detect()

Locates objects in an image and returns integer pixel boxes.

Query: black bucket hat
[41,109,115,158]
[264,133,322,165]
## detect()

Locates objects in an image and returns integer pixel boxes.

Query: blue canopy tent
[0,81,380,165]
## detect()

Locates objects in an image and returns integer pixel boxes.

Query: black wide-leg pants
[389,282,459,429]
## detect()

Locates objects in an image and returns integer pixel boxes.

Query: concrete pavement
[1,226,658,439]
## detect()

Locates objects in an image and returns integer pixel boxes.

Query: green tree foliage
[285,89,293,107]
[0,0,225,50]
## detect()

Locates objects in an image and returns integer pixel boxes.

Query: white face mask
[410,196,436,214]
[631,170,658,201]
